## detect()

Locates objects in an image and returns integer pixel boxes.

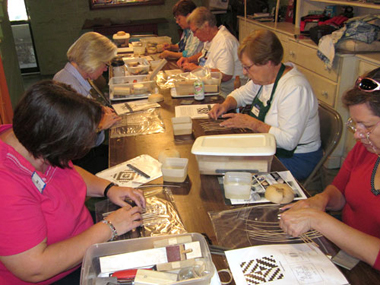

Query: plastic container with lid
[108,74,155,100]
[174,72,222,96]
[111,57,125,83]
[171,116,192,136]
[80,233,215,285]
[162,157,189,183]
[191,133,276,175]
[223,172,252,199]
[124,57,149,75]
[112,31,130,47]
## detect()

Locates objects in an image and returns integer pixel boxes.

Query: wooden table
[108,80,380,285]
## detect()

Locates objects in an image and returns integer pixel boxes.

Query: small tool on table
[127,164,150,179]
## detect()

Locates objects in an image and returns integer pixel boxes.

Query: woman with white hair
[54,32,120,173]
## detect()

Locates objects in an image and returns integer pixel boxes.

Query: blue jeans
[279,147,323,181]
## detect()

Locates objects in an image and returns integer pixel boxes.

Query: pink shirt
[332,142,380,270]
[0,125,93,284]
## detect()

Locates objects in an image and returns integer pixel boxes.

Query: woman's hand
[179,61,198,72]
[159,50,171,59]
[220,113,271,133]
[107,186,146,209]
[98,106,121,130]
[105,205,143,236]
[208,103,228,120]
[219,113,255,129]
[162,43,172,50]
[280,193,329,212]
[177,57,189,69]
[279,208,320,237]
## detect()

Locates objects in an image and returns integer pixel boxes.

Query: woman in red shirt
[280,67,380,270]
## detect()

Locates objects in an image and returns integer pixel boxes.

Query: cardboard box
[191,133,276,175]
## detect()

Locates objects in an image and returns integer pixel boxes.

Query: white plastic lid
[191,133,276,156]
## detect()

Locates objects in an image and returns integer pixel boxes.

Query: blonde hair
[238,29,283,66]
[67,32,117,74]
[187,7,216,28]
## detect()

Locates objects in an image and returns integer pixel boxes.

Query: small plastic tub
[171,117,192,136]
[162,157,189,183]
[124,58,149,75]
[223,172,252,200]
[132,42,146,56]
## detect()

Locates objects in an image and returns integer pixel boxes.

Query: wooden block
[204,85,219,93]
[134,269,178,285]
[156,259,196,272]
[166,244,192,262]
[99,248,167,274]
[153,236,192,248]
[176,81,195,95]
[114,86,131,96]
[184,241,202,259]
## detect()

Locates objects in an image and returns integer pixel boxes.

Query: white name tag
[32,172,46,193]
[251,105,260,117]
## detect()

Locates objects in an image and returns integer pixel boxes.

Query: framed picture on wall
[89,0,165,10]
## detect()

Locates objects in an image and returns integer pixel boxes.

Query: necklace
[370,156,380,195]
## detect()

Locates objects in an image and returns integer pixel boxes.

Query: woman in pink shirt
[0,80,145,284]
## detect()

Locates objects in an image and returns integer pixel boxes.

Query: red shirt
[332,142,380,270]
[0,125,93,284]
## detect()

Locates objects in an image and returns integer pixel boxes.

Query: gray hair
[187,7,216,28]
[238,29,283,66]
[67,32,117,74]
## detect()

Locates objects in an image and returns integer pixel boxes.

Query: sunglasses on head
[356,77,380,92]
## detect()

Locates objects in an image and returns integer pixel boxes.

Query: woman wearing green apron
[209,29,322,180]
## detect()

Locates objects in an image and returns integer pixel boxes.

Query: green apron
[248,64,296,158]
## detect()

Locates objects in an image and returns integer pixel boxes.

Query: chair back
[302,100,343,188]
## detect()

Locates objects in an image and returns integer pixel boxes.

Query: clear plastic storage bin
[174,72,222,96]
[109,75,155,100]
[191,133,276,175]
[80,233,214,285]
[171,117,192,136]
[223,172,252,199]
[124,58,150,75]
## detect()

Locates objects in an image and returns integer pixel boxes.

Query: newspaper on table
[225,243,349,285]
[112,99,160,116]
[175,104,215,119]
[96,154,162,187]
[218,171,307,205]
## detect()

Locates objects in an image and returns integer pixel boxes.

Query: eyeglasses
[191,24,204,35]
[356,77,380,92]
[242,63,254,72]
[346,117,380,139]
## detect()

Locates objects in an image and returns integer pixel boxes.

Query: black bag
[309,25,339,45]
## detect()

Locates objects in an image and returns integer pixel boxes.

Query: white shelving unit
[238,0,380,168]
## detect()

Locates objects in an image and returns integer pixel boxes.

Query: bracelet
[101,219,118,241]
[104,182,118,198]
